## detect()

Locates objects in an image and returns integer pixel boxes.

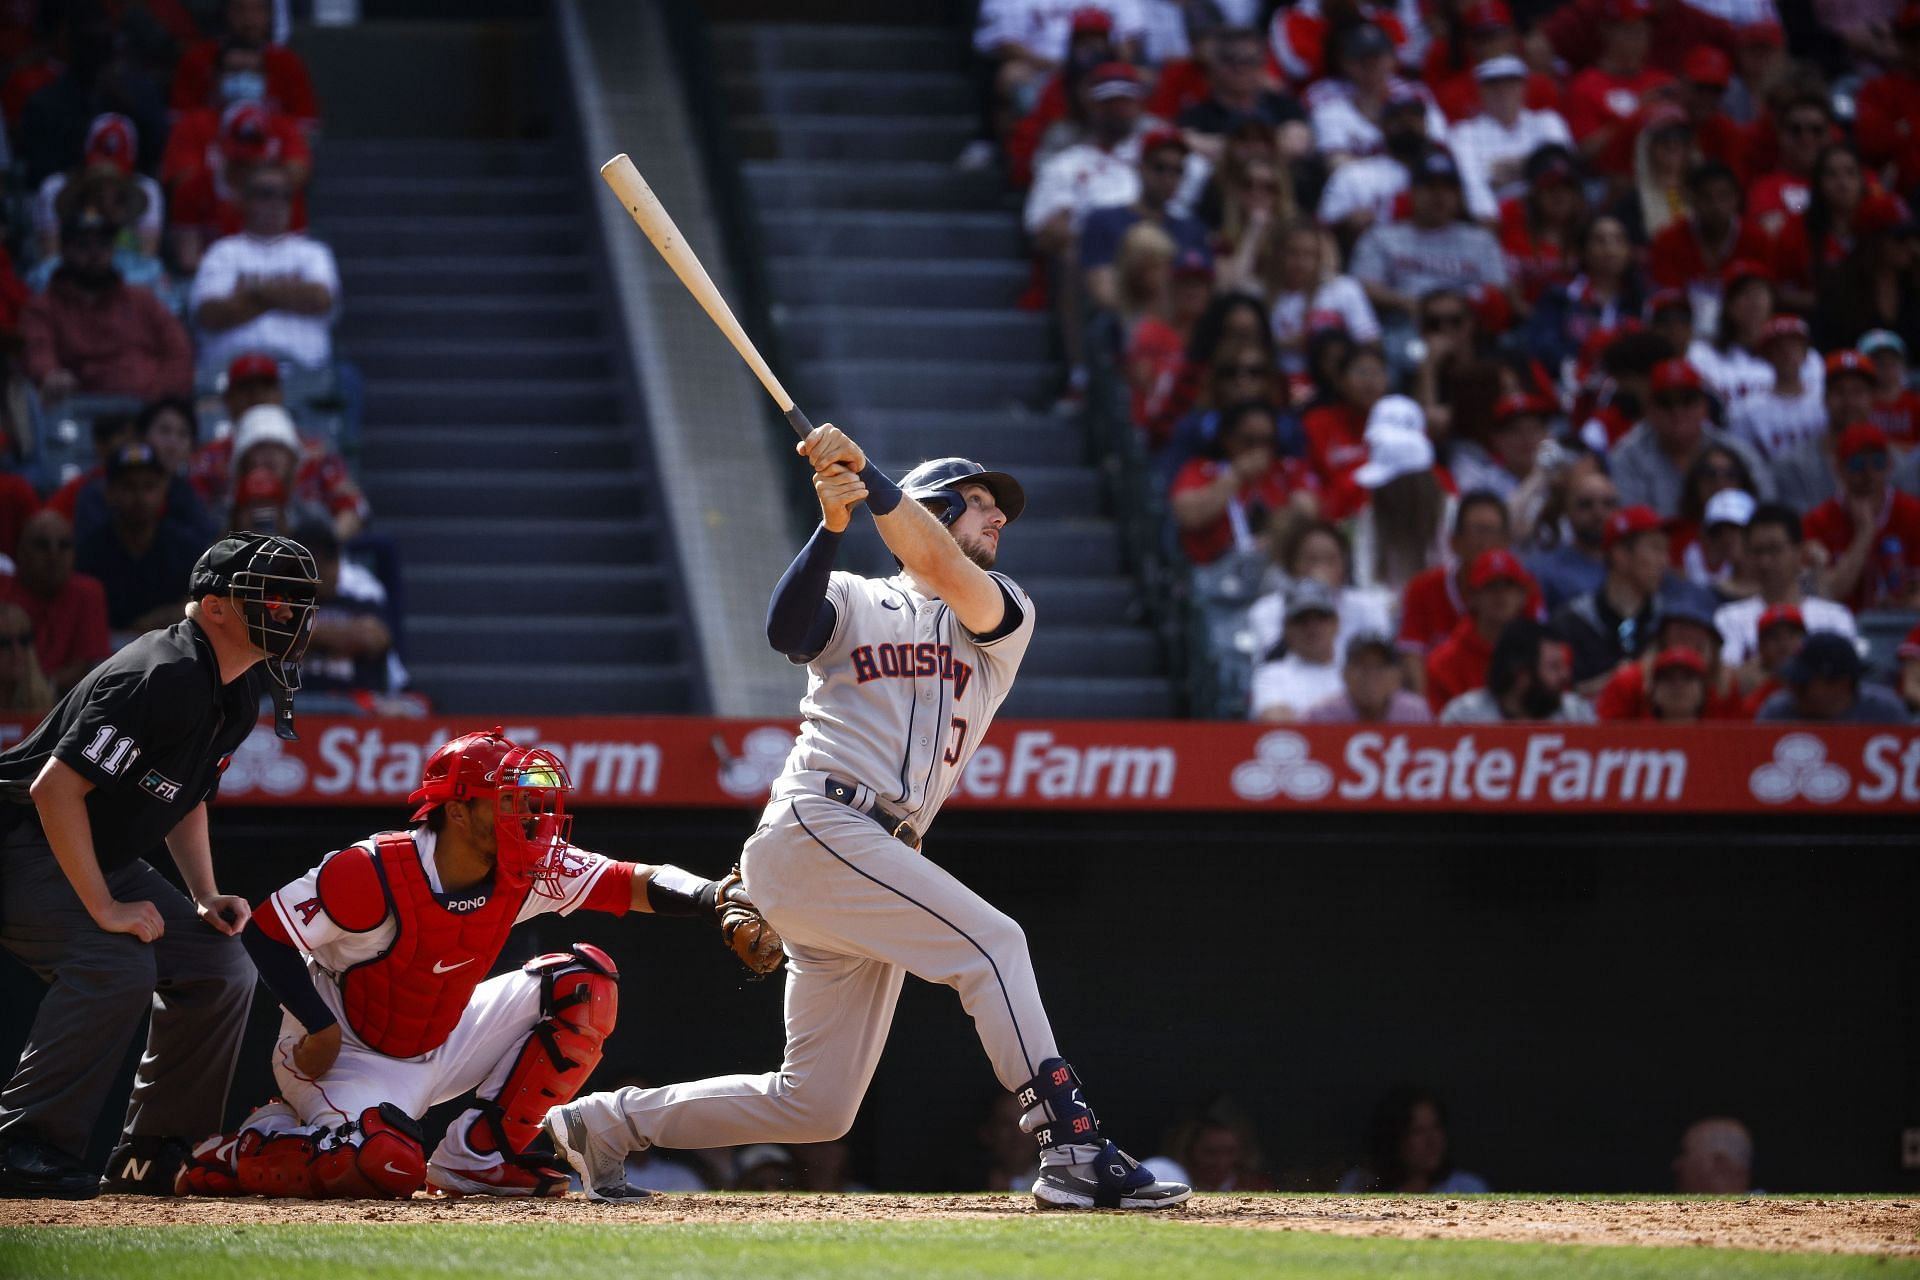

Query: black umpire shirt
[0,619,263,871]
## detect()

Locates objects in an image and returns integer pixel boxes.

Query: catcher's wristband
[858,462,903,516]
[646,864,720,917]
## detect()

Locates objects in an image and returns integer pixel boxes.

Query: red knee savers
[235,1104,425,1199]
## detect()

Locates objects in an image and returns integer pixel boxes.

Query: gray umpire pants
[0,826,255,1161]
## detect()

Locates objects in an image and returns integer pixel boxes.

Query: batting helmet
[899,457,1026,526]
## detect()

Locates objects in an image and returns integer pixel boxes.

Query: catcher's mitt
[714,867,784,977]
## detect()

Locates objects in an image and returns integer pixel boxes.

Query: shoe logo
[1108,1163,1126,1178]
[881,598,903,610]
[385,1162,409,1175]
[1231,732,1334,802]
[431,958,473,974]
[1749,734,1850,804]
[121,1156,152,1182]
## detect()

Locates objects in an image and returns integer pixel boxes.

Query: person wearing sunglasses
[1804,423,1920,610]
[0,510,109,694]
[1611,357,1772,518]
[1744,86,1834,241]
[189,160,339,375]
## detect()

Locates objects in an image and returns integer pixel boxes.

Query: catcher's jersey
[264,828,615,1038]
[775,570,1035,831]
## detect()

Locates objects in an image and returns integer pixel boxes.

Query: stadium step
[1017,576,1142,626]
[721,71,975,118]
[323,215,586,258]
[408,614,683,665]
[359,377,622,425]
[342,296,603,343]
[742,160,1009,212]
[733,114,976,163]
[1001,676,1178,719]
[348,339,617,382]
[850,414,1084,470]
[404,562,672,614]
[778,308,1051,363]
[366,425,633,470]
[309,175,575,218]
[767,258,1031,310]
[364,468,646,519]
[802,358,1058,413]
[342,255,596,298]
[712,24,967,74]
[1021,626,1163,679]
[401,661,698,715]
[316,139,565,179]
[759,211,1024,261]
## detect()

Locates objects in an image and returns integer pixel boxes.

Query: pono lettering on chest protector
[849,642,974,700]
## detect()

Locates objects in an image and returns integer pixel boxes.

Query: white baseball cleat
[1032,1142,1192,1210]
[543,1102,650,1202]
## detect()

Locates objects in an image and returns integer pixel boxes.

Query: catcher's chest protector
[339,834,527,1058]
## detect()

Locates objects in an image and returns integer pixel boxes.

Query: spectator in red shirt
[1772,145,1908,313]
[1170,401,1317,565]
[19,207,193,405]
[1425,547,1536,710]
[208,404,369,543]
[1678,46,1744,176]
[1128,246,1212,439]
[0,510,109,693]
[1854,7,1920,196]
[1897,621,1920,719]
[1427,0,1563,124]
[1745,87,1833,240]
[1806,423,1920,610]
[1593,593,1742,717]
[1398,489,1515,654]
[1302,344,1388,504]
[1643,644,1710,719]
[1563,0,1679,179]
[170,0,320,130]
[1723,21,1786,126]
[165,100,313,272]
[1540,0,1736,80]
[1499,146,1591,306]
[1436,617,1597,721]
[1861,330,1920,448]
[1648,160,1773,299]
[1735,601,1806,716]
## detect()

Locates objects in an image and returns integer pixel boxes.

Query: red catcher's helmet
[408,727,573,897]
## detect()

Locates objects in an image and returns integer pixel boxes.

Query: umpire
[0,533,318,1198]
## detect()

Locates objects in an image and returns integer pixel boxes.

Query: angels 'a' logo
[1231,732,1333,802]
[1749,734,1850,804]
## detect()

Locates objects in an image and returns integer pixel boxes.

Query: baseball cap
[1462,0,1513,32]
[1285,578,1339,621]
[1525,144,1580,187]
[1413,149,1463,186]
[219,101,275,163]
[1345,630,1399,662]
[1859,329,1907,359]
[1646,287,1691,319]
[1641,102,1692,136]
[1738,19,1784,46]
[1468,548,1532,591]
[1341,22,1394,60]
[1494,392,1552,423]
[1086,62,1145,100]
[1652,645,1708,677]
[226,352,281,386]
[1139,126,1188,158]
[1172,247,1214,279]
[1355,396,1434,488]
[1703,488,1756,529]
[1602,0,1652,21]
[1835,422,1891,462]
[1758,602,1806,636]
[105,440,164,480]
[1824,349,1876,384]
[1603,504,1665,550]
[1474,54,1529,82]
[1781,632,1862,685]
[1656,588,1718,634]
[1897,621,1920,660]
[1683,45,1732,87]
[84,113,137,174]
[1721,258,1772,292]
[1758,314,1810,346]
[1070,6,1114,35]
[1650,358,1705,397]
[231,404,303,469]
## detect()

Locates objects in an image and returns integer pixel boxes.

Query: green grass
[3,1220,1916,1280]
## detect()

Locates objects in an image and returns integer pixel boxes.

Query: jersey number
[942,717,968,767]
[82,726,140,776]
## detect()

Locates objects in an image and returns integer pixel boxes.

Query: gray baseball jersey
[773,569,1036,832]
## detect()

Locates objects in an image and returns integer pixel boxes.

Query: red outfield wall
[5,717,1914,813]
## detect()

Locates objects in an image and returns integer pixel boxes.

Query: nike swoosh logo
[882,599,902,609]
[385,1162,409,1175]
[431,958,472,974]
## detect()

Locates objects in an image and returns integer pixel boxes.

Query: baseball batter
[547,425,1190,1210]
[174,728,780,1199]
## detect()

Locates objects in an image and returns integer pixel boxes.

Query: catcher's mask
[189,532,319,740]
[409,728,574,898]
[898,457,1026,527]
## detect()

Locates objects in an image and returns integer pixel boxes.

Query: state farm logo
[220,726,308,797]
[717,727,793,799]
[1749,734,1850,804]
[1231,732,1334,802]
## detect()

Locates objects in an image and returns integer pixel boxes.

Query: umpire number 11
[82,725,140,776]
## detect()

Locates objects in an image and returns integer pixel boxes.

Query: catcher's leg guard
[470,944,619,1159]
[237,1104,425,1199]
[176,1101,300,1195]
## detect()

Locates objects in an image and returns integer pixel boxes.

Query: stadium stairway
[714,21,1175,718]
[313,138,697,714]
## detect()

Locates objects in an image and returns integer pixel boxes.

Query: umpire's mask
[190,533,320,739]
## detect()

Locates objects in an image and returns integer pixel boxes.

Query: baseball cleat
[544,1102,650,1202]
[425,1157,568,1198]
[1032,1142,1191,1211]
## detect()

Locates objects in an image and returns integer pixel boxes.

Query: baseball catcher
[175,727,780,1199]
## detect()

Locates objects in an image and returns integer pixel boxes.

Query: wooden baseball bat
[599,153,814,438]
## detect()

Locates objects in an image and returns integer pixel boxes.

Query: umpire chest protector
[332,833,528,1058]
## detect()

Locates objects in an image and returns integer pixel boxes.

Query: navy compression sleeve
[766,522,842,658]
[242,916,337,1035]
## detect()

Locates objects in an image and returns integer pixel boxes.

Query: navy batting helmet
[899,457,1026,526]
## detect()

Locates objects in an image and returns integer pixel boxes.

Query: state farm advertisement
[0,716,1909,814]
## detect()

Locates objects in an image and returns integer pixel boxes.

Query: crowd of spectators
[0,0,414,714]
[975,0,1920,724]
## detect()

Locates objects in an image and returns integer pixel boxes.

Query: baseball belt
[822,778,921,850]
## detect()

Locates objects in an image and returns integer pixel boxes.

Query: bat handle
[784,406,814,439]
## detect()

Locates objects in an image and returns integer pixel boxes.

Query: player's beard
[953,530,997,570]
